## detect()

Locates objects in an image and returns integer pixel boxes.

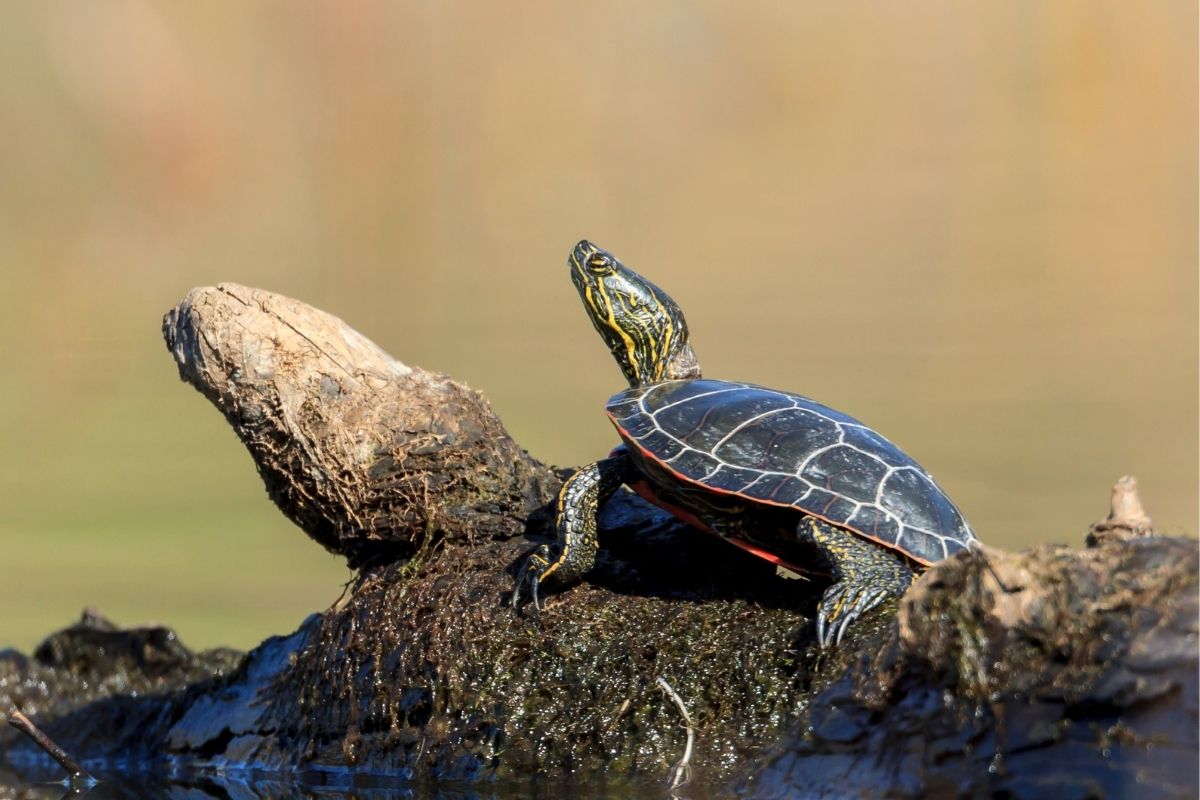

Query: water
[1,765,700,800]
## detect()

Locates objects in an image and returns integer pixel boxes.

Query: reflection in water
[1,767,678,800]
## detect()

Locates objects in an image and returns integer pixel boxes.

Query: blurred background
[0,2,1195,652]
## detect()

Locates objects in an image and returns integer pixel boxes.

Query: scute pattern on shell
[606,379,976,564]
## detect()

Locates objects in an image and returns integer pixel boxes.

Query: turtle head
[569,240,701,388]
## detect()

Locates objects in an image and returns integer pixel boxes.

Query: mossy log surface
[1,286,1195,798]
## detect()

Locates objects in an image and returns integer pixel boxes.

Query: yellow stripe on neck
[590,281,641,380]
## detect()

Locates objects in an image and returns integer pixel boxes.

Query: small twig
[656,676,695,791]
[604,697,633,732]
[6,709,93,785]
[330,572,356,612]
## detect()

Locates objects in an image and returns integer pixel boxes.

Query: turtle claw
[815,583,842,648]
[833,605,856,647]
[511,546,553,612]
[509,569,538,612]
[815,582,895,648]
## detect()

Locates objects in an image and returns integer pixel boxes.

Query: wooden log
[156,285,825,785]
[0,285,1192,798]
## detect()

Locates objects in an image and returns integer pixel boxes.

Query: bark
[161,284,557,567]
[1,286,1194,798]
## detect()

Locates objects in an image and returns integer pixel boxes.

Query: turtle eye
[587,255,614,275]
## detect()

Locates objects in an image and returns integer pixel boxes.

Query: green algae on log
[0,286,1194,798]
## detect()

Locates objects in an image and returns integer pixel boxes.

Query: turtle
[513,240,977,646]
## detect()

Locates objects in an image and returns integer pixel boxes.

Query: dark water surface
[2,766,699,800]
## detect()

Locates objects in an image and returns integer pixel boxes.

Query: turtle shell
[606,379,976,565]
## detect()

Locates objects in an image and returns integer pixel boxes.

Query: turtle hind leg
[796,516,914,648]
[512,455,629,610]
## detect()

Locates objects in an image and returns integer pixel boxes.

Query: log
[1,285,1194,798]
[161,283,557,566]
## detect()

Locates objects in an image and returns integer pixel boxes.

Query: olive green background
[0,3,1195,652]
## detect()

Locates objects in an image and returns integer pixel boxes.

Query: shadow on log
[1,285,1195,798]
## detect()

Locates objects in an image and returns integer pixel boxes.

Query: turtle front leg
[512,454,630,610]
[797,516,914,647]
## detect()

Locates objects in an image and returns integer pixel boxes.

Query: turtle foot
[815,580,896,648]
[797,516,914,648]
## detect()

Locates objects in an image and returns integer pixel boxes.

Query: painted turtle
[514,240,977,646]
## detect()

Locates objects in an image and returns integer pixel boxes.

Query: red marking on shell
[626,478,814,577]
